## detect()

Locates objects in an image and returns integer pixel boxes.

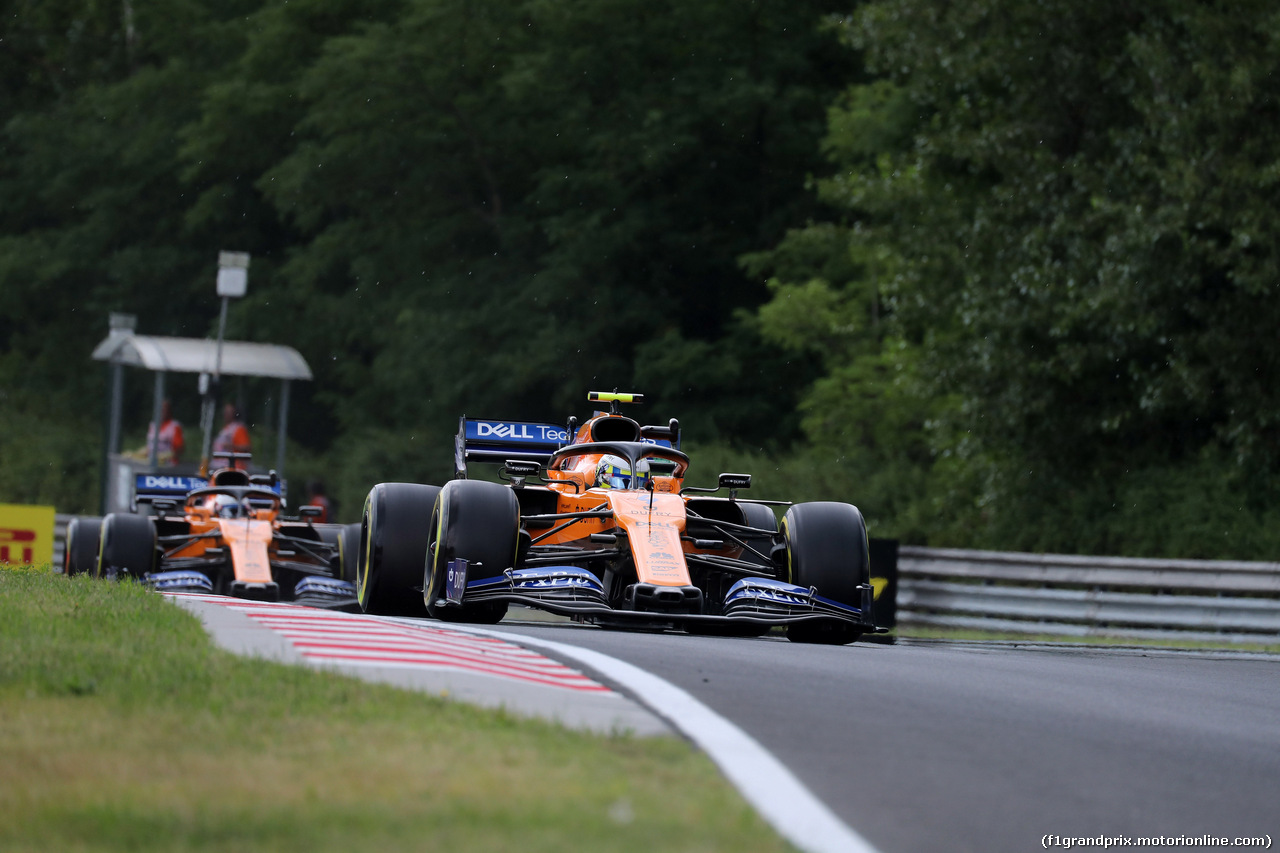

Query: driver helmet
[210,494,246,518]
[595,454,651,490]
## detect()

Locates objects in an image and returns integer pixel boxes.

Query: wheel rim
[357,490,378,609]
[425,503,444,611]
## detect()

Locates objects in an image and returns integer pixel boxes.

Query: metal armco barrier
[898,546,1280,643]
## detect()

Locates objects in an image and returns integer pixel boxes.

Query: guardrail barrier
[898,546,1280,643]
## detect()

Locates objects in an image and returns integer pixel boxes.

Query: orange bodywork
[217,519,275,584]
[165,489,283,585]
[529,417,723,589]
[607,492,689,586]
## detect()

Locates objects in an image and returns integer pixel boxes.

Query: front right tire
[424,479,519,624]
[64,516,102,577]
[96,514,156,580]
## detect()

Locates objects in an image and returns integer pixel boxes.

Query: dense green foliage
[749,0,1280,557]
[1,0,845,514]
[3,0,1278,558]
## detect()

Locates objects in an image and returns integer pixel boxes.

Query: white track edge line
[392,619,882,853]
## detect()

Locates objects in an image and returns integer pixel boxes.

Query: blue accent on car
[446,558,468,604]
[294,576,356,599]
[144,570,214,593]
[457,417,572,474]
[465,567,606,595]
[134,474,285,498]
[724,577,863,616]
[464,419,570,448]
[134,475,209,496]
[511,567,605,593]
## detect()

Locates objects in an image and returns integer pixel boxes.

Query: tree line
[3,0,1278,559]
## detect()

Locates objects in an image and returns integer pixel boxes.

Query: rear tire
[339,522,362,585]
[64,517,102,577]
[425,480,518,624]
[96,514,157,580]
[781,502,869,645]
[317,522,363,585]
[683,501,778,637]
[739,501,778,532]
[357,483,440,616]
[737,501,779,569]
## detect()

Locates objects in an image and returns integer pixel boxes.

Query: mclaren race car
[357,392,881,644]
[63,466,361,609]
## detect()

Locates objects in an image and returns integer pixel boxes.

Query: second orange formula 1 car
[71,467,361,608]
[358,392,881,644]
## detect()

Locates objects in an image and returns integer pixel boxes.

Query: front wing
[439,562,881,633]
[143,525,358,611]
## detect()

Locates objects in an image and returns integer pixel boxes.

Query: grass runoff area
[0,567,794,853]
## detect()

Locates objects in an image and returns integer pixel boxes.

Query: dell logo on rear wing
[465,420,569,445]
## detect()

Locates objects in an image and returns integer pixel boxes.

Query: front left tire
[781,501,870,645]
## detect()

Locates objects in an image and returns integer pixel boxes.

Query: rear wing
[132,473,284,511]
[455,418,571,477]
[134,474,209,500]
[132,474,209,513]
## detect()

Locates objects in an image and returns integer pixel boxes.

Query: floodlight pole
[199,252,249,475]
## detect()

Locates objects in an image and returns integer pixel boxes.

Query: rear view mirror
[718,473,751,490]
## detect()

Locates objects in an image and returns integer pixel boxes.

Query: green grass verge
[0,567,795,853]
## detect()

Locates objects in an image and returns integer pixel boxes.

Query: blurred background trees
[3,0,1278,558]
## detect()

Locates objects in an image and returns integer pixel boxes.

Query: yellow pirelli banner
[0,504,57,567]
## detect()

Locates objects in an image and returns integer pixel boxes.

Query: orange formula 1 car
[357,392,882,644]
[63,468,361,608]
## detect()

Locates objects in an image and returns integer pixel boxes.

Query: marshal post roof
[91,334,312,381]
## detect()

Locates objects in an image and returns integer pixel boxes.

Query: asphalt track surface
[483,618,1280,853]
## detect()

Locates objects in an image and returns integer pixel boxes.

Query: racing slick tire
[738,501,779,568]
[739,501,778,533]
[339,522,362,585]
[63,516,102,577]
[317,524,343,567]
[317,522,363,585]
[425,479,518,624]
[684,502,778,638]
[96,513,157,581]
[781,501,870,645]
[358,483,441,616]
